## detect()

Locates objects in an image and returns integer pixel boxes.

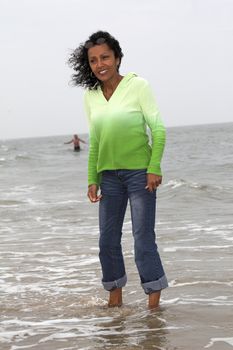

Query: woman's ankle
[108,287,122,307]
[148,290,161,309]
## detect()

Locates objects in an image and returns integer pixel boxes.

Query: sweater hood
[121,72,137,86]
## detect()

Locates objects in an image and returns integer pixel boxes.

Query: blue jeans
[99,169,168,295]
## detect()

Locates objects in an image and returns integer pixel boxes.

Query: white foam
[205,337,233,348]
[11,185,37,193]
[191,227,218,232]
[76,257,99,266]
[163,297,180,305]
[39,332,78,342]
[11,344,39,350]
[1,318,82,327]
[169,279,233,287]
[164,244,233,252]
[0,329,36,343]
[56,200,84,204]
[164,179,185,189]
[164,247,177,252]
[177,238,198,242]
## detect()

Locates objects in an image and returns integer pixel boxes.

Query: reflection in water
[94,306,168,349]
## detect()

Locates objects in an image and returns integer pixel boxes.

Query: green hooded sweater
[84,72,166,186]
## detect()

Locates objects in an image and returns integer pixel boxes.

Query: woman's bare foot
[108,287,122,307]
[148,290,161,309]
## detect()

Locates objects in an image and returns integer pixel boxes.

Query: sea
[0,122,233,350]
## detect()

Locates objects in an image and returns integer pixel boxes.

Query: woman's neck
[101,74,123,100]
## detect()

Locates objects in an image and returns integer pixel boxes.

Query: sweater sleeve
[84,92,100,186]
[138,80,166,176]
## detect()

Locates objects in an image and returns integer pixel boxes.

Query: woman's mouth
[99,69,108,75]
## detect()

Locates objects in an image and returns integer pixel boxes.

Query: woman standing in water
[69,31,168,308]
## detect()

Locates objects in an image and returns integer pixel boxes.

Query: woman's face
[87,43,120,83]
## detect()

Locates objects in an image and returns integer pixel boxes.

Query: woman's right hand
[87,184,102,203]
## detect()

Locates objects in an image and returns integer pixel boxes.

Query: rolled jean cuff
[102,274,127,291]
[142,275,168,295]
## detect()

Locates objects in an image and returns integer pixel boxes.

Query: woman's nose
[96,58,104,68]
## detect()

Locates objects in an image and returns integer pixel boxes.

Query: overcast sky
[1,0,232,139]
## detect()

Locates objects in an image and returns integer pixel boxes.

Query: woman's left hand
[145,173,162,192]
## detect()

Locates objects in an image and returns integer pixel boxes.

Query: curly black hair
[68,31,124,90]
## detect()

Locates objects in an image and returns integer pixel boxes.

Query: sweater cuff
[88,173,101,187]
[147,164,162,176]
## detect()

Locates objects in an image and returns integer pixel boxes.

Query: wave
[0,199,25,206]
[15,153,32,161]
[10,185,37,193]
[163,179,226,191]
[169,279,233,288]
[163,243,233,252]
[0,144,9,151]
[162,179,233,202]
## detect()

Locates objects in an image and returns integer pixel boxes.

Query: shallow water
[0,123,233,349]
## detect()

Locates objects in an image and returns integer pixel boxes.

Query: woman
[68,31,168,308]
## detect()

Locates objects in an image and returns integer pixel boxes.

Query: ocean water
[0,122,233,350]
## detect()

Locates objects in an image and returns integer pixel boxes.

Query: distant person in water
[64,134,86,151]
